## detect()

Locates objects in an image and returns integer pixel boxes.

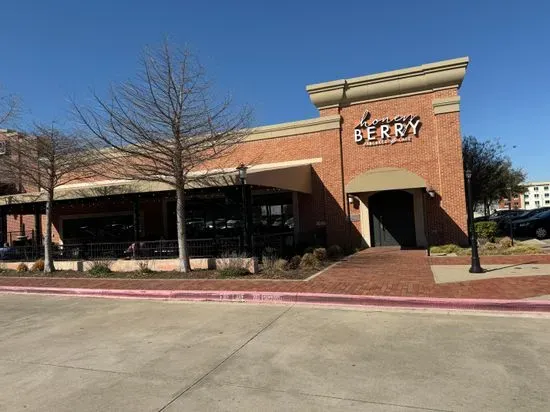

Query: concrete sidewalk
[432,264,550,284]
[1,294,548,412]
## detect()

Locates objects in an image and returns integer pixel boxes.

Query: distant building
[498,195,522,210]
[521,182,550,210]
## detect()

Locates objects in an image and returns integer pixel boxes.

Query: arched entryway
[369,190,416,247]
[346,168,427,248]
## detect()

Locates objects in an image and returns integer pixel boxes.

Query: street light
[465,168,483,273]
[508,185,515,246]
[236,164,250,255]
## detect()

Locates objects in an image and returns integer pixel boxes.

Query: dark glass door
[369,190,416,247]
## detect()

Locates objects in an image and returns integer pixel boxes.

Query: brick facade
[0,58,469,249]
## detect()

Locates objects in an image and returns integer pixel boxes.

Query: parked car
[0,245,16,260]
[512,209,550,239]
[500,207,550,233]
[474,209,525,224]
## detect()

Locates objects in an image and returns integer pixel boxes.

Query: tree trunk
[175,185,191,272]
[43,193,55,273]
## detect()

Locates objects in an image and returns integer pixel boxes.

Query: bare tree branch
[0,126,95,272]
[0,88,20,126]
[74,41,252,272]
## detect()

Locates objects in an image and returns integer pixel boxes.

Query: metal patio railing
[0,233,297,262]
[0,237,240,262]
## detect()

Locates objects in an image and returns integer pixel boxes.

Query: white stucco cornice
[306,57,469,109]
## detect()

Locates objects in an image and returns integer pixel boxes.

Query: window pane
[270,205,282,216]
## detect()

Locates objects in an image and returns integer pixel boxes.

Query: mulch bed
[0,265,326,281]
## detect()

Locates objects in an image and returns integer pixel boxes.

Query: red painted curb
[1,285,550,312]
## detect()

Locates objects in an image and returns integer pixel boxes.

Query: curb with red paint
[1,285,550,312]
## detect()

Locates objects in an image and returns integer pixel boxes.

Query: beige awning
[346,167,426,193]
[0,163,313,206]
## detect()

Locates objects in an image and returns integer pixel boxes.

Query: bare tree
[0,125,93,272]
[74,42,252,272]
[0,88,20,126]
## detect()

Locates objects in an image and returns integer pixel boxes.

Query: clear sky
[1,0,548,180]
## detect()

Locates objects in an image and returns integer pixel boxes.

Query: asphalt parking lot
[0,295,549,411]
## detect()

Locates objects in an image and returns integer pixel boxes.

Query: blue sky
[1,0,548,180]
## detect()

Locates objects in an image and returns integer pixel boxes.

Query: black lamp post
[465,169,483,273]
[236,164,250,256]
[508,185,515,246]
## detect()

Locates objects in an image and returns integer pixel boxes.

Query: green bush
[218,266,250,278]
[327,245,343,260]
[0,262,7,273]
[300,253,320,269]
[88,261,113,277]
[288,255,302,270]
[430,244,462,254]
[313,247,327,261]
[303,246,315,254]
[475,221,497,242]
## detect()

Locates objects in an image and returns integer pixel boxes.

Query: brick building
[0,57,469,255]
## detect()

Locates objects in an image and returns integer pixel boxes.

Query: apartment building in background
[522,182,550,210]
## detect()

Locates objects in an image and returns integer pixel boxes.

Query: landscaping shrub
[430,244,462,254]
[88,260,113,276]
[261,254,277,272]
[218,252,250,275]
[31,259,45,272]
[498,236,513,249]
[503,245,542,255]
[0,262,6,273]
[300,253,320,269]
[303,246,315,254]
[218,266,250,278]
[16,263,29,272]
[482,242,498,251]
[475,221,497,242]
[461,243,542,256]
[262,247,277,259]
[288,255,302,270]
[137,261,154,274]
[327,245,343,260]
[313,247,327,261]
[273,259,288,272]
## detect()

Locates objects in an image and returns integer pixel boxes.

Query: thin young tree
[74,42,252,272]
[0,125,92,272]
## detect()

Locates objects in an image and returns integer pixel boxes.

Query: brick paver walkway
[2,248,550,299]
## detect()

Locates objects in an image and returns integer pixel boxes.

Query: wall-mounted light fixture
[426,187,436,198]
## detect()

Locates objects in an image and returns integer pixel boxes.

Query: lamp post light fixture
[237,163,248,184]
[236,164,250,256]
[465,168,483,273]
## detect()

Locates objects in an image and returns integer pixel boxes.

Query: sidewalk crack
[157,304,295,411]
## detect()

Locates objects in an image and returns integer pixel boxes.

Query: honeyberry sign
[354,110,421,147]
